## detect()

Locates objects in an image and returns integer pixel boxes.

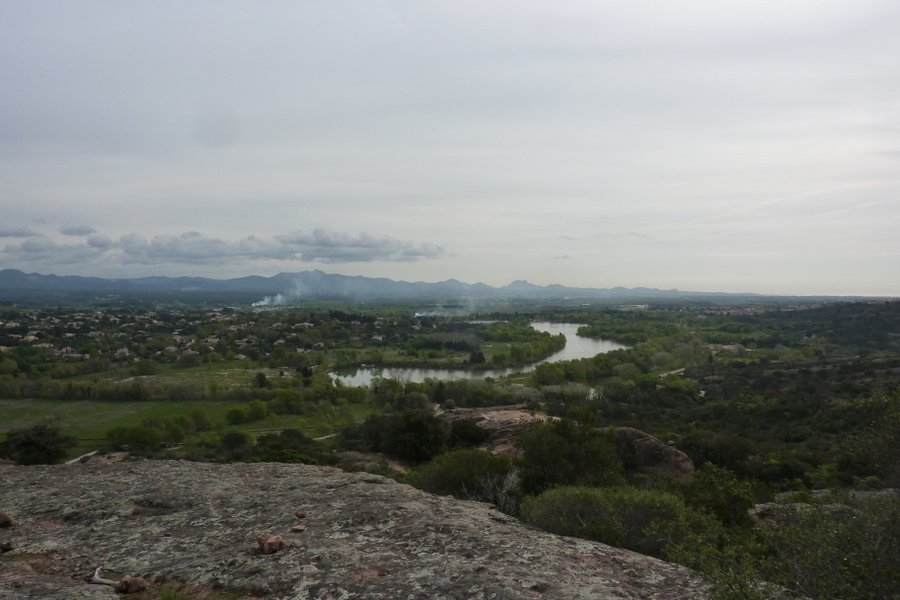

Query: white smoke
[251,277,309,307]
[252,293,287,307]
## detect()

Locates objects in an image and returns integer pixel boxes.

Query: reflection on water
[333,322,625,386]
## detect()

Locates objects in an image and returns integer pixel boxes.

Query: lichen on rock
[0,460,708,599]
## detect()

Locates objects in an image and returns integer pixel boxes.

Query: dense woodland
[1,298,899,599]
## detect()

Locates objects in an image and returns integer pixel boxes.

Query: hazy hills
[0,268,863,304]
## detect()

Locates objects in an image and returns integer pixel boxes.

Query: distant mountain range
[0,268,867,304]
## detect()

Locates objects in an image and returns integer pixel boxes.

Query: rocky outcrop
[0,460,707,599]
[443,405,551,456]
[614,427,695,477]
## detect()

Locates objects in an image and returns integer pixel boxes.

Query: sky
[1,1,898,296]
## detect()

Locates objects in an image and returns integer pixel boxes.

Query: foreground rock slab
[0,460,707,599]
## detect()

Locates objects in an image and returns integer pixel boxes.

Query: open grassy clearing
[0,398,381,456]
[66,360,268,386]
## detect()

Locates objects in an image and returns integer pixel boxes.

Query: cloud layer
[1,229,447,268]
[0,1,898,294]
[59,224,97,236]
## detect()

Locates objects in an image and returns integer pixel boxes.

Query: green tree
[411,448,518,512]
[449,418,490,448]
[0,357,18,376]
[249,429,335,464]
[516,419,623,495]
[354,410,450,464]
[130,359,160,376]
[106,425,163,453]
[220,430,250,451]
[190,408,211,432]
[761,495,900,600]
[678,464,754,527]
[226,407,249,425]
[521,485,717,560]
[247,399,268,422]
[1,424,76,465]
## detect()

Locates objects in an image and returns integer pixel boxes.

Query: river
[332,322,625,386]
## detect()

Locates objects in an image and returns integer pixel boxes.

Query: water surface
[333,322,625,386]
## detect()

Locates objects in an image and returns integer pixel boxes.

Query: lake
[333,322,625,386]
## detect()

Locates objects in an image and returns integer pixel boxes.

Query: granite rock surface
[0,460,708,599]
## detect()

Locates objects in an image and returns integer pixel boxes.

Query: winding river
[333,322,625,386]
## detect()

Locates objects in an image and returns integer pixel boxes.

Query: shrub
[189,408,211,432]
[521,485,715,559]
[449,419,490,448]
[220,430,250,449]
[350,410,450,464]
[130,359,160,376]
[673,494,900,600]
[249,429,337,465]
[677,463,754,527]
[760,495,900,600]
[521,486,622,544]
[0,424,76,465]
[516,419,623,495]
[246,399,268,421]
[106,425,163,453]
[226,407,249,425]
[411,448,519,512]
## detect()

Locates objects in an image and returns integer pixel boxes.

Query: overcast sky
[1,1,898,295]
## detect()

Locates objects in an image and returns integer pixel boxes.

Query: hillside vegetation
[2,299,899,598]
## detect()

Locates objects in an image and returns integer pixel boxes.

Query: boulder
[615,427,695,477]
[0,460,708,599]
[256,534,284,554]
[0,509,14,528]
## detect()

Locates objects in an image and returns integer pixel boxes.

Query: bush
[247,399,268,421]
[521,485,716,559]
[220,431,250,451]
[249,429,337,465]
[411,448,519,512]
[677,463,754,527]
[673,494,900,600]
[521,486,622,544]
[516,419,623,495]
[350,410,450,464]
[190,408,211,432]
[131,359,160,376]
[226,407,249,425]
[107,425,163,453]
[449,419,490,448]
[0,424,77,464]
[760,495,900,600]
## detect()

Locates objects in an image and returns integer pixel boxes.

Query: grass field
[0,398,381,456]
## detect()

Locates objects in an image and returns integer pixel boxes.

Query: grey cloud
[3,236,107,264]
[0,226,39,237]
[128,230,445,264]
[0,229,447,268]
[1,2,897,294]
[59,224,97,236]
[274,229,447,263]
[18,237,56,253]
[118,232,281,265]
[87,234,114,249]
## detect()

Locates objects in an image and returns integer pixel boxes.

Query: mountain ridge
[0,268,869,302]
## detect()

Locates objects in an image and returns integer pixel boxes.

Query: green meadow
[0,398,380,456]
